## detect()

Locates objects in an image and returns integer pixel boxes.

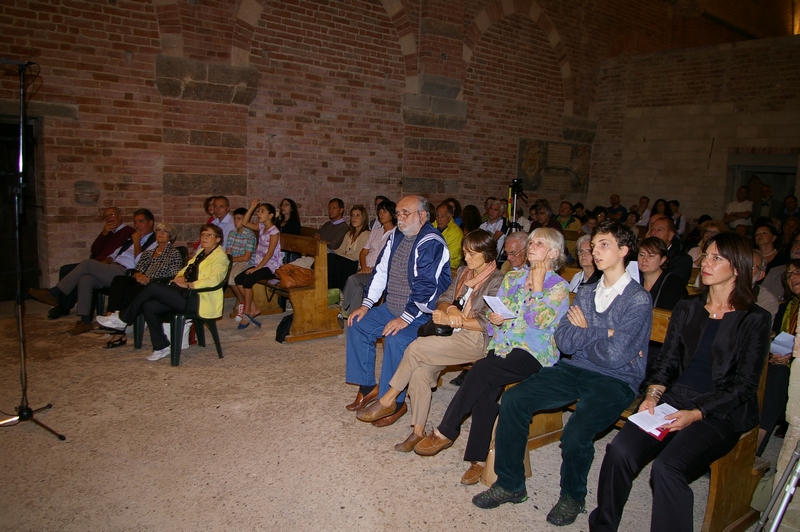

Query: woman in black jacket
[589,232,772,532]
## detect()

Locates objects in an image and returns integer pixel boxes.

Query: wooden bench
[483,307,769,532]
[256,233,341,343]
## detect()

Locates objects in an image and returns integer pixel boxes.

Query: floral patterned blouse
[486,268,569,367]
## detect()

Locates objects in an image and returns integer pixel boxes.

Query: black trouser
[107,276,171,313]
[757,363,791,455]
[589,387,741,532]
[437,348,541,462]
[120,283,198,351]
[56,263,78,310]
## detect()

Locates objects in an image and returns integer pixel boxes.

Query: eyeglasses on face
[395,210,421,219]
[785,270,800,280]
[506,248,525,257]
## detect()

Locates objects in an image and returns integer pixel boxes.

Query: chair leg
[194,320,206,347]
[204,319,224,359]
[94,290,106,317]
[170,314,185,367]
[133,314,145,349]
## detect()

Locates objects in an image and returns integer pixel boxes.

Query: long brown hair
[701,232,755,310]
[348,205,370,239]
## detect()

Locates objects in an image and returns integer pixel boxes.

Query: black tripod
[0,58,65,440]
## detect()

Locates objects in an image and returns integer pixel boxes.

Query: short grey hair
[415,195,431,224]
[529,227,566,271]
[156,222,177,243]
[505,231,528,247]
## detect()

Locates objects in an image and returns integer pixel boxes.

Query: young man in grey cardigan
[472,221,652,527]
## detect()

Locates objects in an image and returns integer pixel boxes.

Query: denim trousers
[344,304,429,402]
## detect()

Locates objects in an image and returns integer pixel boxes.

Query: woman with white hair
[414,228,570,485]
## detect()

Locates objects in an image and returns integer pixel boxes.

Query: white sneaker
[146,346,171,361]
[234,303,244,323]
[97,312,127,331]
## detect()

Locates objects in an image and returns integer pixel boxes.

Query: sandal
[244,313,262,328]
[103,335,127,349]
[237,321,250,330]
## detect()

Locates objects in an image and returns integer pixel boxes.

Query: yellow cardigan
[178,246,229,318]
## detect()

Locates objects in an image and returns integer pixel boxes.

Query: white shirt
[480,218,506,254]
[213,213,236,243]
[725,200,753,228]
[112,232,156,270]
[595,271,632,313]
[635,208,651,227]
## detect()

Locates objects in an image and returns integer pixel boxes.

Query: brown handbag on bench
[275,263,313,288]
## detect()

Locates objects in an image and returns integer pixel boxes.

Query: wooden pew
[482,307,769,532]
[256,233,341,343]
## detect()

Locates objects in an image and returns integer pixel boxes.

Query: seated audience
[225,207,257,322]
[688,219,726,267]
[277,198,301,235]
[623,211,639,230]
[480,199,508,254]
[119,224,231,362]
[754,222,787,277]
[211,196,236,243]
[569,234,601,292]
[344,195,451,428]
[482,196,497,222]
[763,231,800,300]
[647,216,692,284]
[757,259,800,456]
[589,232,770,532]
[29,209,157,335]
[442,197,462,228]
[96,222,184,336]
[414,229,569,484]
[203,196,216,224]
[779,216,800,254]
[528,200,562,233]
[724,186,753,230]
[651,198,672,221]
[668,200,686,236]
[556,201,582,233]
[638,237,687,311]
[461,204,483,234]
[515,207,531,233]
[434,202,464,270]
[472,221,651,525]
[499,231,529,275]
[608,194,627,222]
[316,198,349,249]
[355,230,503,464]
[581,212,598,235]
[594,206,608,224]
[340,201,396,317]
[752,250,779,319]
[635,196,651,227]
[573,202,587,223]
[369,196,390,230]
[232,200,281,330]
[328,205,371,291]
[778,194,800,222]
[49,207,136,320]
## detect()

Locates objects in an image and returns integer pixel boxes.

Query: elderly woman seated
[411,228,570,485]
[355,230,503,452]
[119,224,230,361]
[96,222,184,343]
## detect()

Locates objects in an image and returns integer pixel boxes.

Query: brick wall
[590,36,800,224]
[0,0,794,284]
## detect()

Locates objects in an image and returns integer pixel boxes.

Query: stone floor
[0,300,783,531]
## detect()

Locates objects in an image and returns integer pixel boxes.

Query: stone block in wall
[401,177,459,195]
[155,56,259,106]
[163,174,247,197]
[430,98,467,119]
[561,116,597,144]
[419,73,462,99]
[402,94,467,130]
[404,137,460,153]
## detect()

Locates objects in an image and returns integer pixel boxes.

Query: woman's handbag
[275,264,313,288]
[417,320,453,337]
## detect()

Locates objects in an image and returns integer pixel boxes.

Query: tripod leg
[28,416,66,441]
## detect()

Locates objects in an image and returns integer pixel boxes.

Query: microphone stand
[0,59,65,440]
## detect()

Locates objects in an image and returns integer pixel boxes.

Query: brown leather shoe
[345,386,378,411]
[394,431,425,452]
[69,321,95,336]
[371,402,407,427]
[28,288,59,308]
[461,461,484,485]
[356,400,395,422]
[413,431,453,456]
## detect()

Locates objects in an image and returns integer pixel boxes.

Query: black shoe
[546,494,586,526]
[449,369,468,386]
[47,306,69,320]
[775,422,788,439]
[472,483,527,509]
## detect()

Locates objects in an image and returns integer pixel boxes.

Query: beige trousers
[389,329,486,427]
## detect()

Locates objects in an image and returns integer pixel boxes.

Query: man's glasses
[395,210,421,219]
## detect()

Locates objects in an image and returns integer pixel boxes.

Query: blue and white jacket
[362,222,452,324]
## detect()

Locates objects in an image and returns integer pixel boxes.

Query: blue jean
[345,304,429,402]
[494,363,635,500]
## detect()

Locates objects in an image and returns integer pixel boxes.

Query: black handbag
[417,320,453,337]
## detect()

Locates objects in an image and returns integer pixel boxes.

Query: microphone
[1,58,33,66]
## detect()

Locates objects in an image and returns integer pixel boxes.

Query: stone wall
[0,0,795,284]
[589,36,800,223]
